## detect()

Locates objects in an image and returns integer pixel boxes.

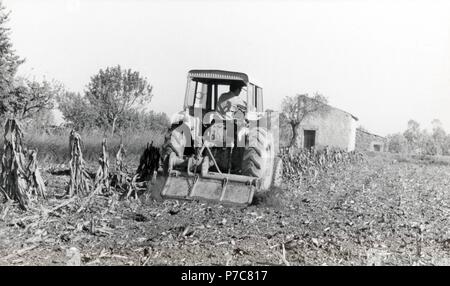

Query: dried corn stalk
[136,141,160,182]
[126,174,141,200]
[0,119,29,209]
[75,139,110,213]
[0,119,46,210]
[67,130,92,196]
[26,150,46,199]
[125,142,160,200]
[93,138,110,194]
[115,141,127,185]
[110,142,157,200]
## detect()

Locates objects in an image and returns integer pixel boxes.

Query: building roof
[356,128,386,139]
[331,106,359,121]
[298,94,359,121]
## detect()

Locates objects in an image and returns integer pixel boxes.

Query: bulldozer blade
[158,173,256,205]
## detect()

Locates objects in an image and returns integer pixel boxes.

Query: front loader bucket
[156,172,257,205]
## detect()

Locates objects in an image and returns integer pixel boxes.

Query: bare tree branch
[281,93,328,148]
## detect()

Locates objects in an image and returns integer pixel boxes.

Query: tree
[386,133,407,153]
[281,92,328,148]
[119,109,170,133]
[444,135,450,156]
[403,120,421,153]
[431,119,446,155]
[420,130,440,155]
[85,65,153,135]
[6,77,63,120]
[388,119,450,156]
[57,91,98,130]
[58,91,169,134]
[0,1,24,116]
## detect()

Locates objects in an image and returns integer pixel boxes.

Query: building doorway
[303,130,316,149]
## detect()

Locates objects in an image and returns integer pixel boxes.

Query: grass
[375,152,450,166]
[0,128,166,165]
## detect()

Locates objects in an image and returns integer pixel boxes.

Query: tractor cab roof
[188,69,262,88]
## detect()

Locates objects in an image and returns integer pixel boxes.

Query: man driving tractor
[216,83,246,120]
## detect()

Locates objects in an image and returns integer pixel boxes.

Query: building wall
[355,129,387,152]
[297,106,357,151]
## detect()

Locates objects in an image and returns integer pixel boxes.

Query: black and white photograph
[0,0,449,270]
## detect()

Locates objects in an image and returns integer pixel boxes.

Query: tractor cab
[184,69,264,115]
[181,70,266,149]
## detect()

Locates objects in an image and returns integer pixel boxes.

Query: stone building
[355,128,387,152]
[296,99,359,152]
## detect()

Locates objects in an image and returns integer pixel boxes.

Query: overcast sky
[4,0,450,136]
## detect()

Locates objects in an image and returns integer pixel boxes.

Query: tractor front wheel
[242,128,275,191]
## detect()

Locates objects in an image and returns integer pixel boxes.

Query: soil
[0,152,449,266]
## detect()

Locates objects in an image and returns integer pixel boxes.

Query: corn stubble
[281,147,366,185]
[0,119,46,210]
[93,138,110,194]
[67,130,92,196]
[68,131,150,204]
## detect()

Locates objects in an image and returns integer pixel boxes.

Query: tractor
[153,69,283,205]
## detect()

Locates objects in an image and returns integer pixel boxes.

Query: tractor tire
[242,127,275,191]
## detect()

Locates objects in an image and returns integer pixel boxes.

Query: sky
[3,0,450,136]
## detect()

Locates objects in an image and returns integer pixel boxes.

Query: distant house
[355,128,387,152]
[296,98,359,151]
